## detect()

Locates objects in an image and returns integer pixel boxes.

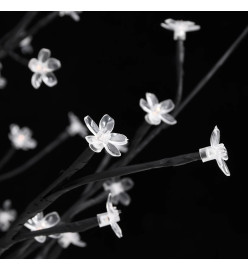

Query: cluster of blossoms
[0,17,232,258]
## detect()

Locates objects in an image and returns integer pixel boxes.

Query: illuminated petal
[146,93,159,107]
[160,113,177,125]
[35,236,46,243]
[145,114,161,125]
[109,133,128,145]
[89,143,103,153]
[105,143,121,157]
[47,58,61,71]
[216,158,230,176]
[110,222,122,238]
[38,48,51,62]
[118,192,131,206]
[121,178,134,191]
[210,126,220,146]
[42,72,58,87]
[139,98,151,112]
[84,116,99,135]
[31,73,42,89]
[99,114,115,133]
[159,99,175,113]
[28,58,39,72]
[42,212,60,228]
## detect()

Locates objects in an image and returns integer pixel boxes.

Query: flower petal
[28,58,39,72]
[160,113,177,125]
[38,48,51,62]
[105,143,121,157]
[47,58,61,71]
[35,236,46,243]
[110,222,122,238]
[89,143,103,153]
[139,98,151,113]
[216,158,230,176]
[146,93,159,107]
[42,72,58,87]
[145,114,161,125]
[31,73,43,89]
[109,133,128,145]
[210,126,220,147]
[99,114,115,132]
[159,99,175,113]
[42,212,60,228]
[121,177,134,191]
[118,192,131,206]
[84,116,99,135]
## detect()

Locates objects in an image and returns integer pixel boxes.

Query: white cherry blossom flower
[24,212,61,243]
[140,93,177,126]
[9,124,37,151]
[161,19,200,40]
[19,36,33,55]
[199,126,230,176]
[103,178,134,206]
[67,112,88,137]
[58,232,87,249]
[0,200,17,232]
[28,48,61,89]
[97,194,122,238]
[84,114,128,157]
[59,12,82,22]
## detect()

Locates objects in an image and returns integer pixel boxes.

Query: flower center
[96,131,111,144]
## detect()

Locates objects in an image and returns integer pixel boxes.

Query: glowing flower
[97,194,122,238]
[59,12,82,22]
[28,48,61,89]
[58,232,87,249]
[19,36,33,55]
[0,200,17,232]
[0,63,7,89]
[103,178,134,206]
[161,19,200,40]
[9,124,37,151]
[84,114,128,157]
[140,93,177,125]
[24,212,61,243]
[199,126,230,176]
[67,112,88,137]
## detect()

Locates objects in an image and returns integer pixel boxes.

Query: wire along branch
[0,130,70,183]
[55,152,200,197]
[175,39,184,106]
[0,147,94,256]
[14,217,99,243]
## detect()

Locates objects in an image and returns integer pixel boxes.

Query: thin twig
[0,147,16,171]
[14,217,99,242]
[175,39,184,106]
[0,130,70,183]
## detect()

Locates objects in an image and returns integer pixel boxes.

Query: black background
[0,12,248,258]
